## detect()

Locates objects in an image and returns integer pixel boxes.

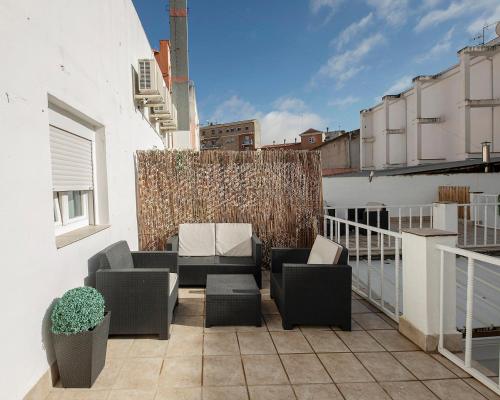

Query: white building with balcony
[360,31,500,171]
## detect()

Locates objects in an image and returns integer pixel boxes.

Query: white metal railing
[325,204,434,232]
[458,203,500,248]
[324,215,403,322]
[437,244,500,395]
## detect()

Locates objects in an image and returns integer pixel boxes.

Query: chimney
[294,138,297,143]
[284,139,286,144]
[273,140,275,145]
[482,141,491,172]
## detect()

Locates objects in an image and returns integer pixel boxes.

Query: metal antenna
[471,21,500,45]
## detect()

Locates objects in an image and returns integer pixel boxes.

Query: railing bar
[356,226,360,291]
[419,206,423,228]
[324,215,327,237]
[336,221,340,243]
[436,244,500,266]
[439,249,444,350]
[474,205,477,246]
[329,219,333,241]
[464,205,468,246]
[346,220,350,251]
[398,208,402,233]
[464,257,475,368]
[368,230,372,302]
[409,207,412,229]
[484,204,488,246]
[495,207,498,245]
[395,237,400,318]
[380,233,384,309]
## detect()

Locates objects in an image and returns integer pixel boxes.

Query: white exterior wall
[323,173,500,207]
[0,1,165,398]
[361,43,500,170]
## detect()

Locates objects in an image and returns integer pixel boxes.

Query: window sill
[56,225,110,249]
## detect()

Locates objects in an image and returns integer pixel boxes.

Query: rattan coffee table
[205,274,261,327]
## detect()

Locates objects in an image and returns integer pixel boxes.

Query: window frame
[54,190,93,235]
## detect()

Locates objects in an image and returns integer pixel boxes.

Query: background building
[318,129,360,176]
[299,128,325,149]
[360,32,500,171]
[200,119,261,150]
[169,0,200,150]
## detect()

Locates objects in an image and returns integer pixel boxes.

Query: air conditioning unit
[135,59,166,106]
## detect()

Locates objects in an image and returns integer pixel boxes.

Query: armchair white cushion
[307,235,343,265]
[216,223,253,257]
[178,223,216,256]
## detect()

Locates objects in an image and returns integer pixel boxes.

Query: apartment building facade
[360,33,500,170]
[200,119,261,150]
[318,129,360,175]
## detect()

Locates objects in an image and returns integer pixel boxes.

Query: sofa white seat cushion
[216,223,253,257]
[169,273,178,295]
[307,235,343,265]
[178,223,216,256]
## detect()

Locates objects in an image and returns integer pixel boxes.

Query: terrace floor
[44,272,499,400]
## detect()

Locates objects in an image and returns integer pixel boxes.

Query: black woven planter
[52,312,110,388]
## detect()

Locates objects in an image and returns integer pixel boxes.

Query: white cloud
[315,33,385,86]
[328,96,360,107]
[366,0,410,26]
[415,27,455,63]
[383,75,413,96]
[310,0,343,13]
[209,95,325,145]
[415,0,498,32]
[210,95,257,123]
[273,97,306,112]
[260,111,325,145]
[467,4,500,36]
[334,13,373,50]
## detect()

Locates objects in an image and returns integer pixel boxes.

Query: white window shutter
[49,126,93,191]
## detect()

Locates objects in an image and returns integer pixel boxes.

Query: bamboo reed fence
[135,150,324,268]
[438,185,470,219]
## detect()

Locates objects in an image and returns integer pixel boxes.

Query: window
[308,137,316,144]
[231,128,234,132]
[245,127,249,130]
[237,128,241,131]
[50,124,94,235]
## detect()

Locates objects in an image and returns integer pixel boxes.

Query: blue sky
[132,0,500,144]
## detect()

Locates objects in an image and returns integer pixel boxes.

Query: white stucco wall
[323,173,500,207]
[361,43,500,170]
[0,1,165,398]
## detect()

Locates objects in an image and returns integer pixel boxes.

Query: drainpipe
[347,132,352,169]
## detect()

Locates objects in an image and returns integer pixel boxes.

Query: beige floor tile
[155,387,202,400]
[318,353,374,383]
[106,338,134,359]
[237,332,277,355]
[299,325,333,332]
[171,316,204,335]
[175,299,204,317]
[338,382,391,400]
[113,357,162,390]
[235,321,268,333]
[203,355,245,387]
[264,314,298,331]
[165,334,203,358]
[332,320,364,331]
[202,386,249,400]
[352,313,393,330]
[58,390,110,400]
[248,385,295,400]
[336,331,385,352]
[352,292,363,299]
[129,338,168,358]
[280,354,332,384]
[270,331,313,354]
[92,358,125,389]
[203,324,237,333]
[45,393,63,400]
[178,288,205,299]
[242,354,289,385]
[352,300,372,314]
[377,313,399,329]
[367,330,419,351]
[463,378,500,400]
[293,384,343,400]
[430,354,471,378]
[108,389,156,400]
[261,299,279,315]
[392,352,457,380]
[423,379,488,400]
[159,356,202,388]
[203,332,239,355]
[303,330,349,353]
[356,352,416,381]
[380,381,438,400]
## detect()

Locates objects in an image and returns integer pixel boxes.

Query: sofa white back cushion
[178,223,216,256]
[216,223,253,257]
[307,235,343,265]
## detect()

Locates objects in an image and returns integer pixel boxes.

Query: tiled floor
[45,273,500,400]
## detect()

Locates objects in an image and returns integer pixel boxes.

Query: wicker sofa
[271,235,351,330]
[167,223,262,288]
[95,241,178,339]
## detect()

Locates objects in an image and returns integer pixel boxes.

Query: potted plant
[51,287,110,388]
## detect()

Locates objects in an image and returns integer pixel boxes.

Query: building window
[50,125,94,235]
[211,129,215,134]
[245,127,249,130]
[237,128,241,131]
[231,128,234,132]
[308,137,316,144]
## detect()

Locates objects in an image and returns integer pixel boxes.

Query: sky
[132,0,500,145]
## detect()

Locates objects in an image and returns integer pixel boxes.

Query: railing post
[399,228,460,352]
[432,202,458,234]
